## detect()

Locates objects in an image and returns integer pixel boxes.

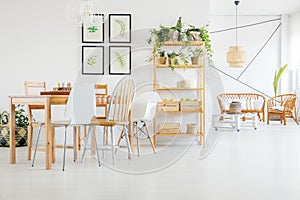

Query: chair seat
[91,117,128,126]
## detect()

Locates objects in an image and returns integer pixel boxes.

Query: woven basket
[0,111,28,147]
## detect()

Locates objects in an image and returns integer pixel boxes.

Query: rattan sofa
[217,93,266,122]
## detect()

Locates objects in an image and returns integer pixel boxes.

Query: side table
[212,113,258,132]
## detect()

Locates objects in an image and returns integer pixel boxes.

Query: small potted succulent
[157,49,167,65]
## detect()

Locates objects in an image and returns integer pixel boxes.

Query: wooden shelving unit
[153,41,205,146]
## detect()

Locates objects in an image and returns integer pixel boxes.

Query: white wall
[209,15,281,97]
[0,0,209,111]
[289,10,300,90]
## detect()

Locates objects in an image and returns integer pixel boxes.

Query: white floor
[0,120,300,200]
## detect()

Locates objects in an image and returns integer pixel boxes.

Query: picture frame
[82,14,104,43]
[82,46,104,75]
[109,46,131,75]
[109,14,131,43]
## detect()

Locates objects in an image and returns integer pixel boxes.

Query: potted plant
[188,47,204,65]
[167,51,189,71]
[168,17,183,41]
[185,24,213,59]
[157,49,167,65]
[0,104,29,147]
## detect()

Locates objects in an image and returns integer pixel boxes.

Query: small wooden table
[212,113,258,132]
[9,92,133,170]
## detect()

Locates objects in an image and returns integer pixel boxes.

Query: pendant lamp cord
[234,0,239,49]
[235,3,237,48]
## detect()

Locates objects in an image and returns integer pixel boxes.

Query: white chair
[32,83,99,171]
[117,91,161,156]
[81,77,136,165]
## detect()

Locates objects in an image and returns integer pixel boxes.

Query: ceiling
[210,0,300,16]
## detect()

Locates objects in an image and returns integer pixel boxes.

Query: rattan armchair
[267,94,299,125]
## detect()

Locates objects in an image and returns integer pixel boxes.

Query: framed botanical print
[109,46,131,75]
[109,14,131,43]
[82,46,104,75]
[82,14,104,43]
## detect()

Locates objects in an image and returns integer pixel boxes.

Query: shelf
[156,64,203,68]
[156,132,204,136]
[156,87,203,91]
[162,41,204,46]
[157,110,203,113]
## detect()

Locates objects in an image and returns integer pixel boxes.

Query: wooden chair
[81,77,136,164]
[24,81,46,160]
[267,94,299,125]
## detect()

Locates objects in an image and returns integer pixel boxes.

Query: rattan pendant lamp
[226,0,246,68]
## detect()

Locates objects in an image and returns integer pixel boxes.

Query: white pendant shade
[226,46,246,68]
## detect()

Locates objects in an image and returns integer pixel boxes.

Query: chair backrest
[268,94,296,109]
[132,91,161,121]
[107,77,136,124]
[24,81,46,95]
[94,84,109,119]
[65,82,96,125]
[94,84,108,95]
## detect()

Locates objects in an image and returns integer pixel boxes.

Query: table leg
[235,115,241,132]
[45,98,52,170]
[9,98,16,164]
[253,115,258,130]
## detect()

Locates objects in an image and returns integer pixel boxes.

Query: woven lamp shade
[226,46,246,68]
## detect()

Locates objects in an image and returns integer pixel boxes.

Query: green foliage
[185,24,213,58]
[115,52,125,68]
[87,55,97,66]
[158,50,165,57]
[0,104,29,127]
[146,17,213,64]
[273,64,287,96]
[87,25,98,34]
[114,19,126,37]
[188,47,204,57]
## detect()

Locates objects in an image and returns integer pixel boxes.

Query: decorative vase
[186,124,197,134]
[229,101,242,113]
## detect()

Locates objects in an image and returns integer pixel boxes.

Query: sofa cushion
[253,99,264,110]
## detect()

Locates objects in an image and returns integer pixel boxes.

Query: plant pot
[191,56,204,65]
[189,31,201,41]
[191,56,199,65]
[158,57,167,65]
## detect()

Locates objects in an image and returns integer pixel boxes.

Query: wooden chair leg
[283,115,287,125]
[52,126,56,163]
[115,127,125,154]
[27,125,33,160]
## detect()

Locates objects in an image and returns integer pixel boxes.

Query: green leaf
[273,64,287,96]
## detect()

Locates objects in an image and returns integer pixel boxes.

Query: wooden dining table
[9,91,134,170]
